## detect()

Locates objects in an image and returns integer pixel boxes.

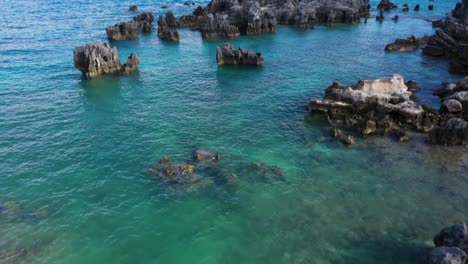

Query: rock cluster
[157,12,180,42]
[106,21,139,41]
[177,0,370,39]
[73,42,139,79]
[307,75,439,140]
[106,12,155,40]
[423,1,468,73]
[216,42,264,66]
[426,224,468,264]
[307,74,467,146]
[133,12,155,33]
[429,78,468,145]
[385,35,429,52]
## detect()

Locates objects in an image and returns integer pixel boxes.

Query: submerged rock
[106,21,139,41]
[251,162,286,181]
[307,75,440,142]
[0,248,28,262]
[73,42,139,79]
[385,35,429,52]
[148,157,211,187]
[216,42,264,66]
[426,247,467,264]
[158,14,180,42]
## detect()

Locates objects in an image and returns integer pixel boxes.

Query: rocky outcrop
[177,0,370,39]
[133,12,155,33]
[73,43,139,79]
[158,13,180,42]
[428,78,468,146]
[216,42,264,66]
[426,247,467,264]
[307,75,439,140]
[385,35,429,52]
[106,21,139,41]
[129,5,138,12]
[423,2,468,73]
[377,0,397,11]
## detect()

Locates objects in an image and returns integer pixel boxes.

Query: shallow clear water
[1,0,468,263]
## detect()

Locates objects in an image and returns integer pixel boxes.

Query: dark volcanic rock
[158,14,180,42]
[216,42,264,66]
[73,42,139,79]
[426,247,467,264]
[106,21,139,41]
[385,35,429,52]
[177,0,370,38]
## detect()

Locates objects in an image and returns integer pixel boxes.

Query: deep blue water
[1,0,468,263]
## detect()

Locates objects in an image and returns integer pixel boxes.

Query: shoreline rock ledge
[216,42,264,66]
[73,42,140,79]
[307,75,440,143]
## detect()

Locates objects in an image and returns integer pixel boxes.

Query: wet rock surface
[106,21,139,41]
[377,0,397,11]
[307,75,439,142]
[73,42,139,79]
[216,42,264,66]
[426,247,467,264]
[158,13,180,42]
[423,1,468,73]
[385,35,429,52]
[133,12,155,33]
[177,0,370,39]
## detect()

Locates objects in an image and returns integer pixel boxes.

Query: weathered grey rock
[158,14,180,42]
[106,21,139,41]
[307,75,440,140]
[134,12,155,33]
[121,53,140,74]
[423,2,468,73]
[442,99,463,113]
[177,0,370,38]
[426,247,467,264]
[385,36,429,52]
[434,225,468,253]
[216,42,264,66]
[73,43,139,79]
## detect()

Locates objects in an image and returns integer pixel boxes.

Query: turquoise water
[1,0,468,263]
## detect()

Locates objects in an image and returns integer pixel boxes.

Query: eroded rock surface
[216,42,264,66]
[73,43,139,78]
[158,13,180,42]
[385,35,429,52]
[106,21,139,41]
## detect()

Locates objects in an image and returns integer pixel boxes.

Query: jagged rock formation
[216,42,264,66]
[105,21,139,41]
[429,78,468,145]
[158,13,180,42]
[177,0,371,39]
[73,43,139,79]
[133,12,155,33]
[385,35,429,52]
[307,75,439,138]
[423,1,468,73]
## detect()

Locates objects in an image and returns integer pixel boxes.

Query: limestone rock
[106,21,138,41]
[216,42,264,66]
[385,36,429,52]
